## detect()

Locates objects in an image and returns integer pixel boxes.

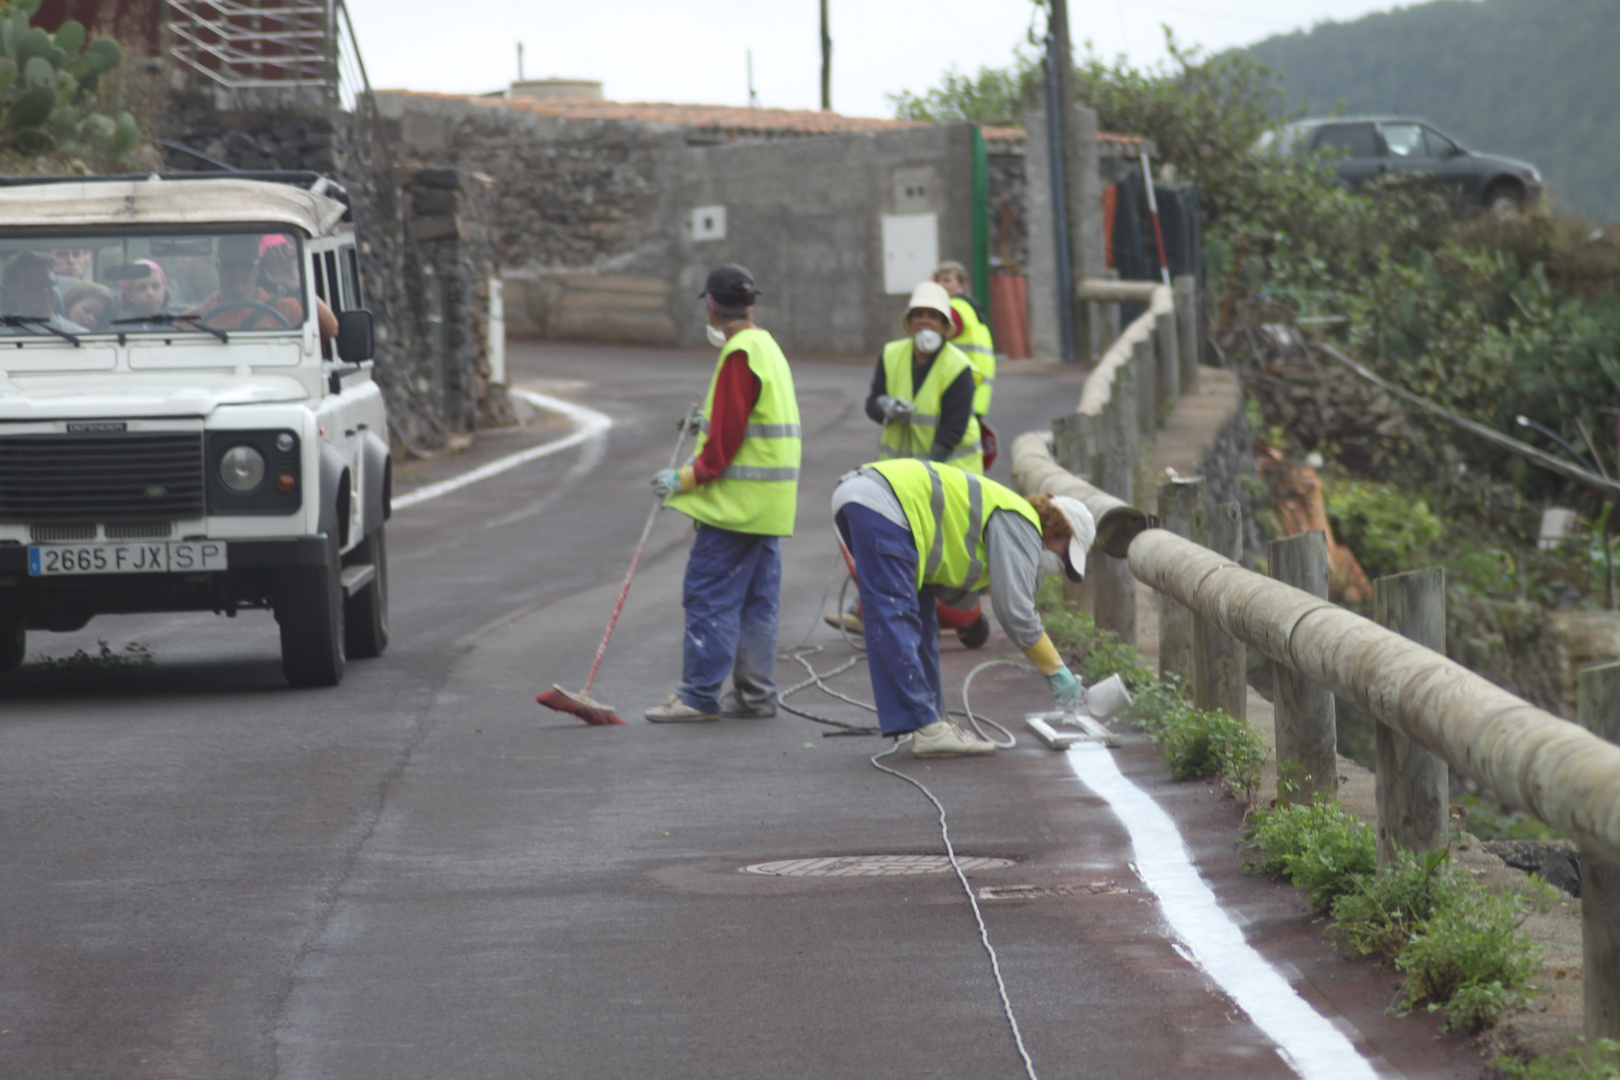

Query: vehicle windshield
[0,229,307,337]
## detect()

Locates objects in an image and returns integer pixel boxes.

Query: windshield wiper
[0,315,80,346]
[110,313,229,343]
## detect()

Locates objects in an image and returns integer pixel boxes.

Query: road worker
[867,280,982,474]
[830,458,1094,756]
[932,260,996,434]
[646,264,801,722]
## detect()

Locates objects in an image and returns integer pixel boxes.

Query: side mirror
[336,308,374,363]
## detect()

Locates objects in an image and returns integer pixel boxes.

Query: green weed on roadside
[31,640,155,671]
[1500,1040,1620,1080]
[1329,848,1451,961]
[1244,797,1377,912]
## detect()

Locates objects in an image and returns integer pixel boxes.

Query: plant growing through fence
[1500,1039,1620,1080]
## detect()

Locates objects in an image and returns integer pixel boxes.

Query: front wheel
[277,531,346,687]
[0,612,24,673]
[344,526,389,659]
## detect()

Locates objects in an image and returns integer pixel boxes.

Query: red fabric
[949,304,965,339]
[1101,184,1118,269]
[692,349,761,484]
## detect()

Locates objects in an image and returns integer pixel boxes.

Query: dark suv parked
[1257,116,1543,215]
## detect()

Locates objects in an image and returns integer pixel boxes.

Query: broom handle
[580,398,700,695]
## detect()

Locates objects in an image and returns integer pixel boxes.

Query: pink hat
[121,259,167,299]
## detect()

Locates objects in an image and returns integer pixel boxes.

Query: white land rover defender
[0,173,390,687]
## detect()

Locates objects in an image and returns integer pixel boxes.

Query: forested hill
[1243,0,1620,223]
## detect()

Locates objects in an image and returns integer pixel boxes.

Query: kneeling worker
[647,264,801,722]
[831,458,1095,756]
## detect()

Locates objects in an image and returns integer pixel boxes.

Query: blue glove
[651,469,683,497]
[1046,665,1081,708]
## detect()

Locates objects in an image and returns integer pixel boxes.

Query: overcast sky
[344,0,1414,119]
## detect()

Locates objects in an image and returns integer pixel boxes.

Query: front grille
[0,433,205,523]
[105,521,174,539]
[30,523,95,542]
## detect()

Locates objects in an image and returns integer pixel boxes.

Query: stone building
[373,89,1150,360]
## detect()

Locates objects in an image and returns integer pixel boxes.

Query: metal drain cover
[741,855,1014,877]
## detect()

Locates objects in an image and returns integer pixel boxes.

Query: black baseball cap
[700,263,760,312]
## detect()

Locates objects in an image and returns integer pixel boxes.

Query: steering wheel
[197,301,293,330]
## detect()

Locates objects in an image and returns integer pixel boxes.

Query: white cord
[957,658,1036,749]
[870,739,1041,1080]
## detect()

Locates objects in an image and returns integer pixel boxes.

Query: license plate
[28,540,228,576]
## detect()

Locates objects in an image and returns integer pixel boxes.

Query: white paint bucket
[1082,673,1132,719]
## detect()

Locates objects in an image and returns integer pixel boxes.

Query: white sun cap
[903,280,954,326]
[1050,495,1096,583]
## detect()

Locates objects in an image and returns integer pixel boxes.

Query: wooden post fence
[1269,531,1337,805]
[1192,501,1245,722]
[1578,661,1620,1040]
[1371,568,1450,865]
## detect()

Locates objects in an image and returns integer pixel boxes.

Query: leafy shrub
[1329,848,1452,961]
[1324,478,1445,580]
[1500,1040,1620,1080]
[1244,798,1377,912]
[1152,707,1265,800]
[1395,874,1553,1031]
[1034,577,1156,690]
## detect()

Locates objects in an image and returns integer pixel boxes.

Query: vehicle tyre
[0,613,24,673]
[1485,180,1523,219]
[344,525,389,659]
[278,530,346,687]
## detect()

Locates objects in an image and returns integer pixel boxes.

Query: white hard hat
[903,280,954,328]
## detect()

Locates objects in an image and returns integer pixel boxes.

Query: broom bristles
[536,684,627,725]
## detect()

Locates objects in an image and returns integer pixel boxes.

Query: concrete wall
[375,93,981,357]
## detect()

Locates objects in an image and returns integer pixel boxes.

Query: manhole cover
[741,855,1015,877]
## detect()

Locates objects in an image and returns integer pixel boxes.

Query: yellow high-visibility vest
[666,327,801,535]
[867,458,1040,591]
[950,296,996,417]
[878,338,982,474]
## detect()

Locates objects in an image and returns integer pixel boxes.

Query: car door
[1307,122,1384,189]
[1419,124,1484,202]
[1375,121,1438,183]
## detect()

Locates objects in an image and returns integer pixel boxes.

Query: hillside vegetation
[1244,0,1620,223]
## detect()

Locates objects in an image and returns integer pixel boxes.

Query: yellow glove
[1022,633,1064,676]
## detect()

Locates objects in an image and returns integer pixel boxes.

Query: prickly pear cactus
[0,3,138,165]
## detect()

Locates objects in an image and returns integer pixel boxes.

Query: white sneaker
[910,720,996,757]
[644,693,719,723]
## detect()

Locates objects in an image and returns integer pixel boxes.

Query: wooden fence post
[1268,531,1337,804]
[1191,501,1245,721]
[1173,275,1199,396]
[1157,477,1204,685]
[1371,568,1450,865]
[1092,372,1137,647]
[1155,305,1179,420]
[1577,661,1620,1040]
[1134,336,1157,442]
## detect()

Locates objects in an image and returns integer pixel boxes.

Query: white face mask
[705,324,730,348]
[1038,548,1066,577]
[913,328,943,354]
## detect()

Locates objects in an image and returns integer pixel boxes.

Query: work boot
[644,693,719,723]
[910,720,996,758]
[720,689,776,719]
[956,614,990,649]
[823,610,864,635]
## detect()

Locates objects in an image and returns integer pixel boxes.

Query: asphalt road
[0,340,1482,1079]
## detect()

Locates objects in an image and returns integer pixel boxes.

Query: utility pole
[747,49,760,107]
[1047,0,1092,359]
[517,42,524,81]
[819,0,832,111]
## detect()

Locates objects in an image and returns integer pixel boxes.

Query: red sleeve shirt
[949,303,965,340]
[692,349,762,484]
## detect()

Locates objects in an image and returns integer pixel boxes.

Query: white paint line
[1065,744,1382,1080]
[391,390,613,510]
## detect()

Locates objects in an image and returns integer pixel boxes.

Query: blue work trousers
[678,524,781,714]
[835,503,946,736]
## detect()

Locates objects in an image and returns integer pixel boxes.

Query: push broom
[537,398,700,725]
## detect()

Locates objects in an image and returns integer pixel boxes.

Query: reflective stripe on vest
[867,458,1039,591]
[878,338,983,474]
[665,327,801,535]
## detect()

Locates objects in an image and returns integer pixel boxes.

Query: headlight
[220,445,266,492]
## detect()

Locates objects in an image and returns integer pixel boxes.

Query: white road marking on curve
[1065,743,1382,1080]
[391,389,613,511]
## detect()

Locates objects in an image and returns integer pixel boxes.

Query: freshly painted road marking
[392,390,613,510]
[1066,743,1381,1080]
